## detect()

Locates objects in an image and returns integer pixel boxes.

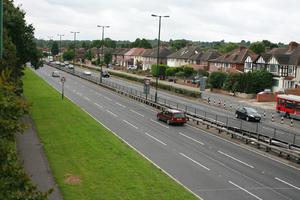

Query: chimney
[288,41,298,51]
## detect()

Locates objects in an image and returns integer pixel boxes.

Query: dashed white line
[150,119,169,129]
[106,110,118,117]
[94,102,103,108]
[145,132,167,146]
[179,132,204,145]
[218,151,254,169]
[84,97,91,101]
[116,102,126,108]
[130,109,144,117]
[275,177,300,191]
[104,96,112,101]
[123,120,138,129]
[229,181,263,200]
[179,153,210,171]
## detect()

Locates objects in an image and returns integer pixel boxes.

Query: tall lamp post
[97,25,110,83]
[70,31,79,63]
[151,14,169,103]
[0,0,3,59]
[57,34,64,55]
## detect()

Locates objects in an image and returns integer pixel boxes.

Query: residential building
[167,46,202,67]
[189,50,221,71]
[111,48,130,66]
[141,47,172,70]
[123,48,146,68]
[209,46,257,73]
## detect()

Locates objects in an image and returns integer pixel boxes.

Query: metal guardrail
[47,63,300,162]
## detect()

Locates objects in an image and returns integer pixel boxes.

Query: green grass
[23,68,198,200]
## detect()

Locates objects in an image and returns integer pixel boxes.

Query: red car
[157,109,188,125]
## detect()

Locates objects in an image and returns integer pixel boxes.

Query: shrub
[151,64,168,78]
[207,71,228,89]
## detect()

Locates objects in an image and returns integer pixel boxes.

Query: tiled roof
[141,47,172,58]
[189,50,221,62]
[124,48,146,56]
[167,46,202,59]
[112,48,130,55]
[210,46,257,64]
[265,42,300,65]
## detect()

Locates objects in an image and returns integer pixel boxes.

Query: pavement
[16,115,62,200]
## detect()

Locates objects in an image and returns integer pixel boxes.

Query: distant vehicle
[82,71,92,76]
[64,61,69,65]
[102,71,110,78]
[276,94,300,119]
[59,62,66,67]
[157,109,188,125]
[55,61,60,65]
[128,65,137,70]
[68,64,74,69]
[51,71,60,77]
[235,107,261,122]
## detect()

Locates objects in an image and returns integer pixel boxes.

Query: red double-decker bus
[276,94,300,119]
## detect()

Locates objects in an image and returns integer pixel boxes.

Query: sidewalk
[16,115,62,200]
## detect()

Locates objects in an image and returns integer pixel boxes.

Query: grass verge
[23,68,198,200]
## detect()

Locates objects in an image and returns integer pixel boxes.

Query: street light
[151,14,169,103]
[57,34,64,54]
[97,25,110,83]
[70,31,79,64]
[0,0,3,59]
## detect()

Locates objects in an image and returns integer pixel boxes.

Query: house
[140,47,172,70]
[188,50,221,71]
[167,46,202,67]
[123,48,146,68]
[111,48,130,66]
[209,46,257,73]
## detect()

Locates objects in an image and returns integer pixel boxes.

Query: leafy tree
[104,52,112,65]
[169,39,188,51]
[84,50,93,61]
[151,64,168,77]
[197,69,209,77]
[249,42,265,54]
[51,41,59,56]
[223,73,242,92]
[105,38,117,48]
[262,40,278,49]
[63,50,75,61]
[207,71,228,89]
[165,67,177,77]
[182,66,195,78]
[131,38,152,48]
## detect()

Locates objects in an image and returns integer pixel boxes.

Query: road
[35,65,300,200]
[72,65,300,146]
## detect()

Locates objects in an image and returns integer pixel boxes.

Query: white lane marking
[178,132,204,145]
[229,181,263,200]
[275,177,300,191]
[150,119,169,129]
[122,120,138,129]
[84,97,91,101]
[104,96,112,101]
[218,151,254,169]
[106,110,118,117]
[179,153,210,171]
[145,132,167,146]
[116,102,126,108]
[94,102,103,108]
[130,109,144,117]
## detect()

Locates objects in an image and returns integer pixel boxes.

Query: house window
[288,66,294,75]
[245,62,252,70]
[269,64,278,73]
[273,79,279,87]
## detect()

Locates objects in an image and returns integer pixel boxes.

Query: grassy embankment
[23,68,198,200]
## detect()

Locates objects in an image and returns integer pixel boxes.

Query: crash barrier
[48,63,300,163]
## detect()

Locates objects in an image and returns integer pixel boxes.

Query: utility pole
[57,34,64,54]
[70,31,79,63]
[97,25,110,83]
[151,14,169,103]
[0,0,3,59]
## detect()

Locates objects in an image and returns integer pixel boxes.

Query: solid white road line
[130,109,144,117]
[178,132,204,145]
[116,102,126,108]
[104,96,112,101]
[94,102,103,108]
[122,120,138,129]
[106,110,118,117]
[84,97,91,101]
[275,177,300,191]
[218,151,254,169]
[150,119,169,129]
[229,181,263,200]
[179,153,210,171]
[145,132,167,146]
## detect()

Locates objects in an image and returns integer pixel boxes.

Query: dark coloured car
[102,71,110,78]
[235,107,261,122]
[157,109,188,125]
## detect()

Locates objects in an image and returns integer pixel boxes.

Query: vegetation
[23,69,198,200]
[51,41,59,56]
[207,71,228,89]
[63,50,75,61]
[104,52,112,65]
[151,64,168,78]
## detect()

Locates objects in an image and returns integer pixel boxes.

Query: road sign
[144,78,151,99]
[61,77,66,100]
[61,76,66,83]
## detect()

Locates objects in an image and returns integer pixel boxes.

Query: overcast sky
[13,0,298,43]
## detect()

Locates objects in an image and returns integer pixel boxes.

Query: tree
[249,42,265,54]
[63,50,75,61]
[182,66,195,78]
[207,71,228,89]
[51,41,59,56]
[84,50,93,61]
[151,64,168,77]
[131,38,152,48]
[169,39,188,50]
[104,52,112,65]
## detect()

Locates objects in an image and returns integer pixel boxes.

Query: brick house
[111,48,130,66]
[167,46,202,67]
[188,50,221,71]
[123,48,146,68]
[140,47,172,70]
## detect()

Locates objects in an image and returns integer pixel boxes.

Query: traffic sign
[61,76,66,83]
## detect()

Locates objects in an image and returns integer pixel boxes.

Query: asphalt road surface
[35,65,300,200]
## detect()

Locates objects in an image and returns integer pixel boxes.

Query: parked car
[128,65,137,70]
[235,107,261,122]
[82,71,92,76]
[157,109,188,125]
[68,64,74,69]
[51,71,60,77]
[102,71,110,78]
